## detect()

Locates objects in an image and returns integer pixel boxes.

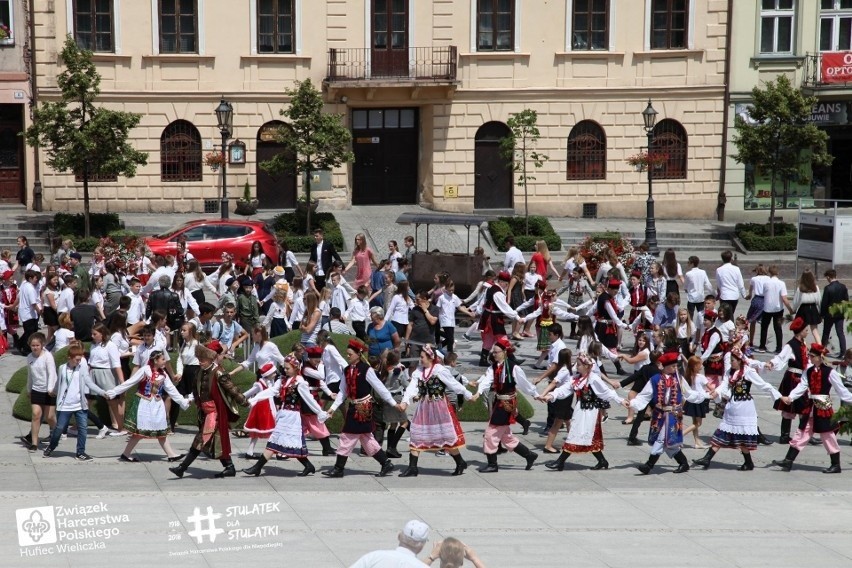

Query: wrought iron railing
[326,46,457,82]
[803,52,852,87]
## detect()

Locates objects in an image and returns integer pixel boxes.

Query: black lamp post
[641,99,659,256]
[215,97,234,219]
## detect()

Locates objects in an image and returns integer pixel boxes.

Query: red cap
[790,317,807,333]
[348,338,367,353]
[630,269,642,279]
[205,340,223,354]
[497,271,511,282]
[494,336,515,353]
[809,343,829,356]
[305,346,323,358]
[0,270,13,280]
[537,280,547,290]
[607,278,621,289]
[703,310,717,321]
[258,362,277,378]
[659,352,679,366]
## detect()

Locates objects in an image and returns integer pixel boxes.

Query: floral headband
[576,353,594,367]
[283,354,301,369]
[221,252,234,263]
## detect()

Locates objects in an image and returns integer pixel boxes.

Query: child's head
[704,295,716,311]
[305,261,317,276]
[222,303,236,321]
[384,271,394,285]
[29,332,46,355]
[356,285,369,298]
[64,274,78,289]
[67,343,84,366]
[331,272,341,286]
[151,310,167,329]
[444,352,459,367]
[58,312,73,330]
[330,306,342,320]
[677,308,689,322]
[528,263,537,273]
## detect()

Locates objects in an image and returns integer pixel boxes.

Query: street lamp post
[641,99,659,256]
[215,97,234,219]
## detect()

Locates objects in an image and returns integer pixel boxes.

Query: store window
[566,120,606,180]
[744,152,818,210]
[820,0,852,52]
[760,0,795,54]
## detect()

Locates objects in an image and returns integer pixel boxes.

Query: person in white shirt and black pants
[715,250,746,316]
[308,228,342,291]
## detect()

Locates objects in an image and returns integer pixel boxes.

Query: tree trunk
[83,165,91,239]
[522,135,528,235]
[304,156,312,235]
[768,167,777,238]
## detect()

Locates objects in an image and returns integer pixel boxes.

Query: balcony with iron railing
[803,52,852,88]
[326,46,458,85]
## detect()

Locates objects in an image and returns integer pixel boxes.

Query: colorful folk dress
[402,363,471,451]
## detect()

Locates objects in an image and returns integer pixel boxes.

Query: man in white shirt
[348,520,430,568]
[17,269,42,354]
[502,236,525,273]
[756,265,793,353]
[715,250,746,315]
[126,278,146,326]
[684,256,713,318]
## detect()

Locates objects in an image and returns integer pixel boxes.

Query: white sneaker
[96,426,110,439]
[60,433,67,441]
[108,430,129,437]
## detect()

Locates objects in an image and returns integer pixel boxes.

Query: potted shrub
[295,193,319,214]
[235,181,259,216]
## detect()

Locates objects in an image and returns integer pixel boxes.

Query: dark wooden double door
[352,108,418,205]
[0,104,23,202]
[256,121,296,209]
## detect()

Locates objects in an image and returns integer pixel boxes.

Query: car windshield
[154,222,192,239]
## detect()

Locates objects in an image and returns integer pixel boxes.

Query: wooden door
[256,122,296,209]
[0,105,23,201]
[474,121,513,210]
[352,109,418,205]
[371,0,408,78]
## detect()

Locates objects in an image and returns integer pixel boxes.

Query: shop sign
[821,52,852,84]
[808,102,848,125]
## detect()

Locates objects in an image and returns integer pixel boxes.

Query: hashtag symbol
[186,506,224,544]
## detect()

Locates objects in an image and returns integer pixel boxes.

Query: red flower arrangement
[99,235,147,271]
[626,151,668,172]
[579,234,635,279]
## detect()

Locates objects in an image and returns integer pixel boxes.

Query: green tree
[500,109,549,235]
[261,79,353,235]
[731,75,831,237]
[24,37,147,238]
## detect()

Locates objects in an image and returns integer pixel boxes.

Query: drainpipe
[716,0,733,222]
[27,0,42,212]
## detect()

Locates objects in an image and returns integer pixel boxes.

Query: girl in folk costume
[630,352,692,474]
[593,278,629,373]
[322,339,402,478]
[107,351,191,463]
[516,282,560,368]
[629,295,658,349]
[301,346,336,456]
[242,355,329,477]
[773,343,852,474]
[692,348,780,471]
[240,362,279,459]
[681,356,711,448]
[397,344,473,477]
[378,349,410,458]
[627,269,649,326]
[476,271,521,367]
[471,337,539,473]
[698,310,727,391]
[768,317,812,444]
[562,265,595,338]
[541,352,628,471]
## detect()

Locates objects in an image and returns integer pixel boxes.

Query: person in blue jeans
[43,342,107,461]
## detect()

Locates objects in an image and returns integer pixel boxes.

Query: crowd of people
[8,227,852,481]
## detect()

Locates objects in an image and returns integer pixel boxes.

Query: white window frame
[0,0,15,45]
[819,0,852,52]
[151,0,205,55]
[65,0,122,54]
[643,0,695,51]
[565,0,616,51]
[469,0,522,53]
[759,0,796,55]
[250,0,302,55]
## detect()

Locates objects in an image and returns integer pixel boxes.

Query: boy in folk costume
[476,271,521,367]
[767,317,812,444]
[240,362,278,459]
[698,310,727,391]
[630,351,692,474]
[169,343,249,478]
[593,278,629,374]
[471,336,539,473]
[773,343,852,473]
[322,339,403,478]
[300,346,336,456]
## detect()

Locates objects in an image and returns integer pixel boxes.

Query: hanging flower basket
[626,151,668,172]
[0,25,10,42]
[204,151,225,172]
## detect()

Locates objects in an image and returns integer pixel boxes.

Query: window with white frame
[650,0,688,50]
[760,0,795,54]
[477,0,514,51]
[73,0,114,52]
[257,0,295,53]
[0,0,14,44]
[820,0,852,52]
[572,0,609,51]
[159,0,198,54]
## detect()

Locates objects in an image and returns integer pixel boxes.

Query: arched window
[652,119,687,180]
[161,120,202,182]
[566,120,606,180]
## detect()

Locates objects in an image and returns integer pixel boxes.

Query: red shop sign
[821,52,852,84]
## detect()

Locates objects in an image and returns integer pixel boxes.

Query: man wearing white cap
[349,519,430,567]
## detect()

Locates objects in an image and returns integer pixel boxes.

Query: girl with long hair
[246,241,267,278]
[538,348,574,453]
[300,291,322,347]
[278,238,302,283]
[681,355,710,448]
[793,268,822,344]
[661,248,684,297]
[344,233,378,288]
[184,259,218,307]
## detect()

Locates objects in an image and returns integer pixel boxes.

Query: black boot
[373,450,395,477]
[297,458,316,477]
[242,455,268,476]
[516,415,531,436]
[739,452,754,471]
[478,453,498,473]
[673,451,690,473]
[628,410,646,444]
[591,451,609,470]
[772,447,800,471]
[496,442,508,455]
[385,427,401,458]
[451,453,468,476]
[545,451,570,471]
[779,418,792,444]
[169,448,200,478]
[692,448,717,470]
[319,436,335,456]
[478,349,490,367]
[637,454,660,475]
[322,455,348,478]
[214,459,236,478]
[613,360,626,376]
[823,452,842,474]
[514,443,538,470]
[757,428,773,446]
[399,454,419,477]
[373,425,386,447]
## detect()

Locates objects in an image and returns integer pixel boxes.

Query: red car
[145,220,280,269]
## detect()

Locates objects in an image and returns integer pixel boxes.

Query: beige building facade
[28,0,729,219]
[725,0,852,215]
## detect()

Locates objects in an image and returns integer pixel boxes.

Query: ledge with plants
[271,210,344,253]
[732,222,797,252]
[488,216,561,252]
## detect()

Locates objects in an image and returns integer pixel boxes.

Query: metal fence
[326,46,457,82]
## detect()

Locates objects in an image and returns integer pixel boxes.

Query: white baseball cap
[402,520,430,543]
